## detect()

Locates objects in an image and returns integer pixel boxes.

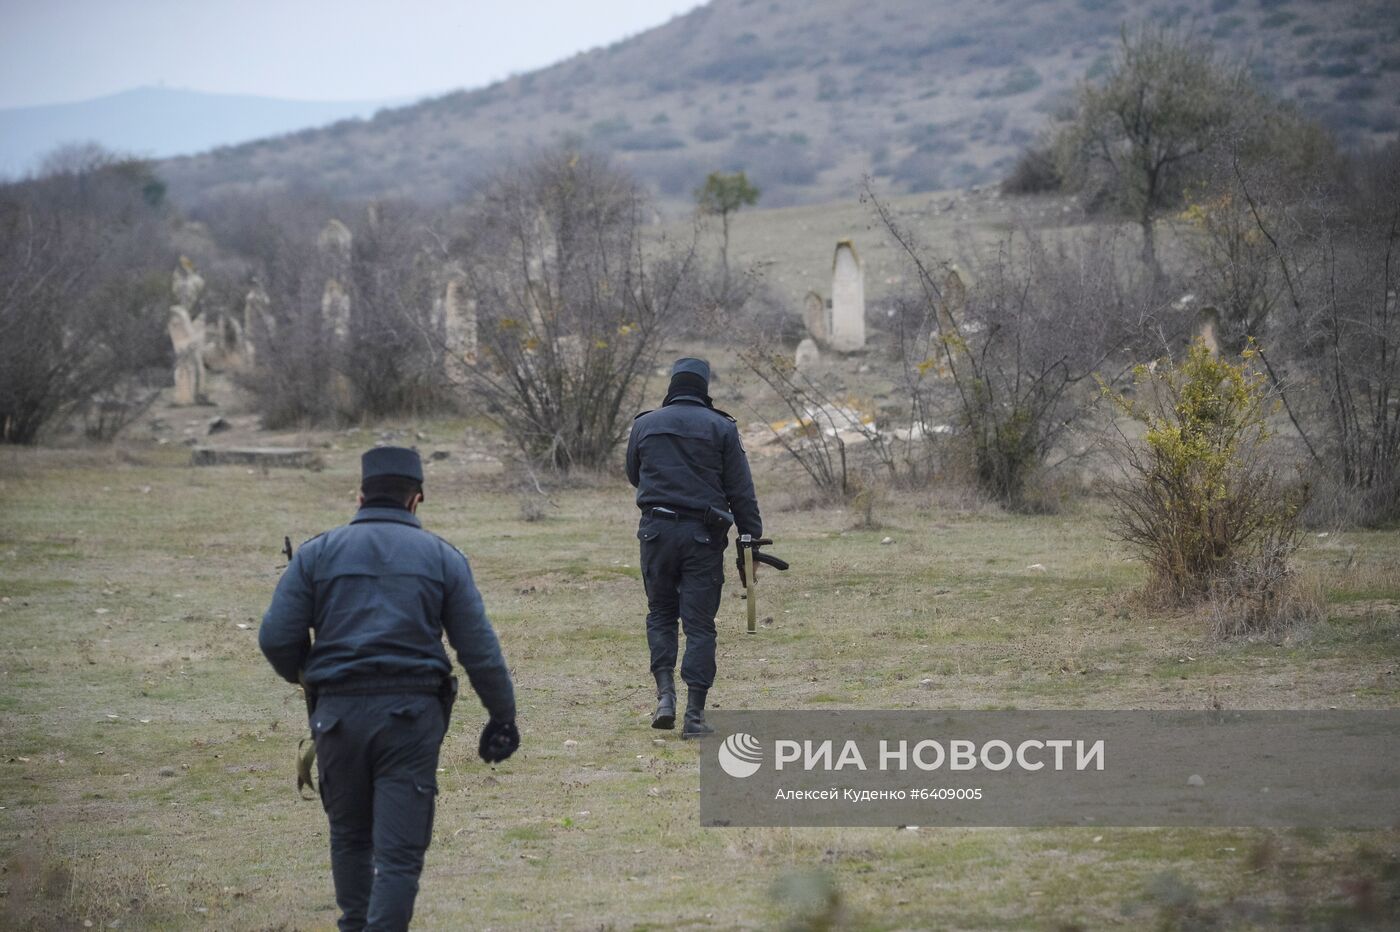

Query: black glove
[479,719,519,764]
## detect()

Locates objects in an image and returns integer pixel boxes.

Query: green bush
[1104,342,1307,614]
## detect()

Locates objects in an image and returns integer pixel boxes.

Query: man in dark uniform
[259,446,519,932]
[626,358,762,740]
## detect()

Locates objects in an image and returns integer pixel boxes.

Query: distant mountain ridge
[0,86,398,178]
[157,0,1398,210]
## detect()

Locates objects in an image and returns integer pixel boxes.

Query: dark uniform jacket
[626,397,762,538]
[259,506,515,722]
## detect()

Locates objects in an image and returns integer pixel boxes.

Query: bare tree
[451,147,702,470]
[344,201,450,417]
[0,147,172,443]
[1229,142,1400,522]
[870,185,1164,507]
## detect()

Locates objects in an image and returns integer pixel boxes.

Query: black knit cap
[667,356,711,400]
[361,446,424,484]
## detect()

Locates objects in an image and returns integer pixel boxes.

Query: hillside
[0,87,396,178]
[162,0,1400,210]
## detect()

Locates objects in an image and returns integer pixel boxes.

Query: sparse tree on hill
[1055,26,1250,275]
[695,170,759,280]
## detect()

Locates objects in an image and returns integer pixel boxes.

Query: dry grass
[1,432,1398,929]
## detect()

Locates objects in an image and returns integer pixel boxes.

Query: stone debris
[190,447,324,470]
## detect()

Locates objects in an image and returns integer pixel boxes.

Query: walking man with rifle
[626,358,763,739]
[260,446,519,931]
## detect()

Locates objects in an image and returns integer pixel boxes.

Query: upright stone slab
[318,220,353,342]
[934,269,970,376]
[440,266,477,377]
[1195,307,1221,356]
[172,256,205,311]
[321,279,352,341]
[795,337,821,370]
[317,219,353,269]
[204,313,249,373]
[168,306,206,405]
[829,240,865,352]
[935,269,965,335]
[243,283,273,366]
[803,291,831,346]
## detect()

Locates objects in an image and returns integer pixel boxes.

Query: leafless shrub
[450,146,703,470]
[343,201,452,417]
[1221,140,1400,525]
[735,346,895,501]
[870,183,1163,508]
[228,195,452,427]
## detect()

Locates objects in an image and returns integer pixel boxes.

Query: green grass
[1,443,1397,928]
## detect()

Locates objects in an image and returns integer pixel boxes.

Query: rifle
[736,535,790,634]
[281,534,319,799]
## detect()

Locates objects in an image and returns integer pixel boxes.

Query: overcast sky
[0,0,706,109]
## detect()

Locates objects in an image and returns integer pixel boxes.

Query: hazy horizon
[0,0,706,109]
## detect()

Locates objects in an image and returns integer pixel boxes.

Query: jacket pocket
[311,711,340,738]
[637,526,660,542]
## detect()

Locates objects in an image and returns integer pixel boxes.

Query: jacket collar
[663,394,709,407]
[350,506,422,528]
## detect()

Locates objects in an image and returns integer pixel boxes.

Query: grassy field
[1,422,1398,930]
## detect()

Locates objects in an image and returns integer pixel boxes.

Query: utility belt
[312,672,458,728]
[644,505,735,535]
[315,674,446,697]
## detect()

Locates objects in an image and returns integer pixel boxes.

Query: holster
[439,675,459,732]
[705,506,735,536]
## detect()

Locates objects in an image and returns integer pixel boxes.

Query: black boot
[651,669,676,730]
[680,686,714,740]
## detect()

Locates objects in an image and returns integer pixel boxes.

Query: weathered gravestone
[318,220,353,341]
[172,256,205,310]
[242,282,273,366]
[795,337,821,370]
[803,290,831,346]
[167,306,206,406]
[436,264,477,379]
[1195,307,1221,356]
[829,240,865,352]
[203,313,249,373]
